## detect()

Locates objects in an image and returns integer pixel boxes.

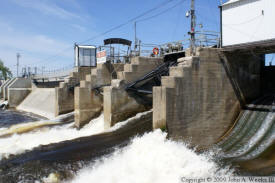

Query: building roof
[223,0,241,6]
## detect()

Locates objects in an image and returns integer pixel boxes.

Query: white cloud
[11,0,82,20]
[0,21,74,74]
[0,0,99,75]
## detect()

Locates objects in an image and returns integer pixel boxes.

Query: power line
[79,0,176,44]
[171,0,185,40]
[34,0,177,66]
[136,0,186,23]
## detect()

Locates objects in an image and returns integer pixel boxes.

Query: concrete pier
[104,79,148,129]
[75,88,102,128]
[55,67,92,116]
[103,57,163,129]
[74,63,124,128]
[153,48,262,149]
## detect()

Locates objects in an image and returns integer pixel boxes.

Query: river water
[0,110,41,129]
[0,110,233,182]
[0,104,273,182]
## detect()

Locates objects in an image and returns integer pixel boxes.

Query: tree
[0,59,12,80]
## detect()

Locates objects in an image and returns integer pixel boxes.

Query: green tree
[0,59,12,80]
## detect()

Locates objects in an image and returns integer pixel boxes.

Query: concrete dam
[0,47,274,182]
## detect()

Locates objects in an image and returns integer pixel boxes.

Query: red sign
[97,50,106,58]
[153,47,159,55]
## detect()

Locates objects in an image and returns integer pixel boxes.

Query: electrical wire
[79,0,176,44]
[34,0,177,66]
[171,0,184,40]
[136,0,186,23]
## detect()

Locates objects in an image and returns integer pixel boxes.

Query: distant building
[221,0,275,47]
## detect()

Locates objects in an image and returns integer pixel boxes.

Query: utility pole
[16,53,21,77]
[134,21,137,55]
[190,0,196,56]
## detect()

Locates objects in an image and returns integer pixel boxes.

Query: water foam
[71,130,231,183]
[0,114,104,160]
[0,112,74,138]
[0,111,149,160]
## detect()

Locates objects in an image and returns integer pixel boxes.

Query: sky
[0,0,222,75]
[0,0,273,75]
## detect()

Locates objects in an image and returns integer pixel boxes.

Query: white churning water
[0,114,105,160]
[0,111,150,160]
[71,130,232,183]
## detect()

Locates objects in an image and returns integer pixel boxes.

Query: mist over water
[71,130,232,183]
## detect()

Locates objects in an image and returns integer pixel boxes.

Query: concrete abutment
[153,48,262,149]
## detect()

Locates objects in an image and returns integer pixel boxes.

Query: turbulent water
[0,114,104,160]
[0,94,274,182]
[0,109,41,128]
[71,130,231,183]
[216,95,275,175]
[0,110,232,183]
[0,112,152,161]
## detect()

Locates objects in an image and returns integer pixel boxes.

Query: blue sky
[0,0,273,75]
[0,0,221,74]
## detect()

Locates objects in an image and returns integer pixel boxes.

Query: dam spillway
[0,48,274,182]
[217,95,275,175]
[17,88,56,119]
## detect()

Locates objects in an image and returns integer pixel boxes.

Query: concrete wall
[17,88,56,119]
[55,67,92,116]
[153,48,243,149]
[74,88,102,128]
[221,50,262,105]
[0,79,10,98]
[8,78,32,108]
[74,63,124,128]
[3,78,16,100]
[103,57,163,129]
[55,86,74,116]
[117,57,163,83]
[104,79,148,129]
[75,57,162,128]
[8,89,31,108]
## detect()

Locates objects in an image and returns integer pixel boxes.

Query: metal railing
[30,64,74,81]
[26,31,220,81]
[138,31,220,57]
